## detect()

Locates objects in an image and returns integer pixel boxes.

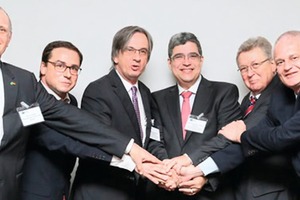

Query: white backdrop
[1,0,300,103]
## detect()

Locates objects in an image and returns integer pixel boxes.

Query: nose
[63,67,72,78]
[132,52,141,62]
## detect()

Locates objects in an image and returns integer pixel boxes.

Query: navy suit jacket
[208,76,298,199]
[0,61,130,200]
[148,76,241,199]
[71,69,153,200]
[21,92,113,200]
[241,80,300,177]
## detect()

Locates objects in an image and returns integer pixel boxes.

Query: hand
[141,162,170,185]
[219,120,246,143]
[158,168,179,191]
[163,154,192,173]
[178,176,207,196]
[179,165,203,182]
[129,143,162,183]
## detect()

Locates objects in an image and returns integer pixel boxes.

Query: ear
[40,62,47,76]
[167,58,172,70]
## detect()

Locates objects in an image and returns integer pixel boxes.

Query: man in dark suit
[0,7,163,200]
[148,32,241,199]
[219,30,300,198]
[181,36,298,199]
[71,26,165,200]
[21,41,120,200]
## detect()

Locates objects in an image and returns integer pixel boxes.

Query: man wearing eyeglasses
[147,32,241,200]
[20,41,117,200]
[70,26,167,200]
[180,36,299,200]
[219,31,300,199]
[0,7,164,200]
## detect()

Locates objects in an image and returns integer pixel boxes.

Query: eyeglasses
[171,52,201,63]
[238,58,270,74]
[47,60,82,75]
[123,46,149,57]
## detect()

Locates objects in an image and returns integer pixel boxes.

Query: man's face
[40,47,80,98]
[113,32,149,84]
[168,41,203,90]
[274,35,300,93]
[237,47,276,95]
[0,10,11,57]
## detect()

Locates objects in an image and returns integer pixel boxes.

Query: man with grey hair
[184,36,297,199]
[71,26,166,200]
[148,32,241,199]
[220,31,300,198]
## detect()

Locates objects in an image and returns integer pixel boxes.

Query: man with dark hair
[148,32,241,199]
[21,40,115,200]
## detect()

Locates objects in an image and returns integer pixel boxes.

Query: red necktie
[181,91,192,139]
[131,86,144,142]
[244,96,256,118]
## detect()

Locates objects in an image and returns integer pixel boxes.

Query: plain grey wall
[1,0,300,103]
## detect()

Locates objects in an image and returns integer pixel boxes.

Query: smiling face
[40,47,80,99]
[238,47,276,95]
[113,32,149,84]
[274,34,300,93]
[168,41,203,89]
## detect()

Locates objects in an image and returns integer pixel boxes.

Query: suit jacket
[0,62,130,200]
[71,69,153,200]
[210,75,298,200]
[21,92,113,200]
[148,76,241,200]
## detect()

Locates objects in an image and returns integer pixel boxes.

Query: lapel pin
[10,81,16,86]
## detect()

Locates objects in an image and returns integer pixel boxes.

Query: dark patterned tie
[244,96,256,118]
[131,86,143,142]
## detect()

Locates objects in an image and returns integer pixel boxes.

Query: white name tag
[17,102,45,127]
[150,127,161,141]
[185,113,208,134]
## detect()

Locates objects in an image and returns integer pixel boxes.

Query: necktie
[181,91,192,139]
[131,86,144,141]
[244,96,256,118]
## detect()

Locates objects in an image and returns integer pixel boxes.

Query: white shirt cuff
[110,154,136,171]
[197,157,219,176]
[125,139,134,154]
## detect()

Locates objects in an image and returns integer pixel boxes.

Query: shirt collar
[115,69,139,92]
[178,75,202,95]
[41,81,70,103]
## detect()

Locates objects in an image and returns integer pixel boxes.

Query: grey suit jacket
[0,61,130,200]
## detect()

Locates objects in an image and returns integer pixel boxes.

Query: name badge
[185,113,208,134]
[150,127,161,141]
[17,101,45,127]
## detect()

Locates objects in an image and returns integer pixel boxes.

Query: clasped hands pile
[129,144,207,196]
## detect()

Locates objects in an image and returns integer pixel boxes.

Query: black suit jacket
[148,76,241,199]
[21,92,113,200]
[71,69,153,200]
[0,62,130,200]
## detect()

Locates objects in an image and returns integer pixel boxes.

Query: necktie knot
[249,96,256,105]
[181,91,192,99]
[132,86,137,96]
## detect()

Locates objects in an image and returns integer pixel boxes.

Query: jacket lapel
[108,70,143,144]
[184,78,211,142]
[165,86,184,145]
